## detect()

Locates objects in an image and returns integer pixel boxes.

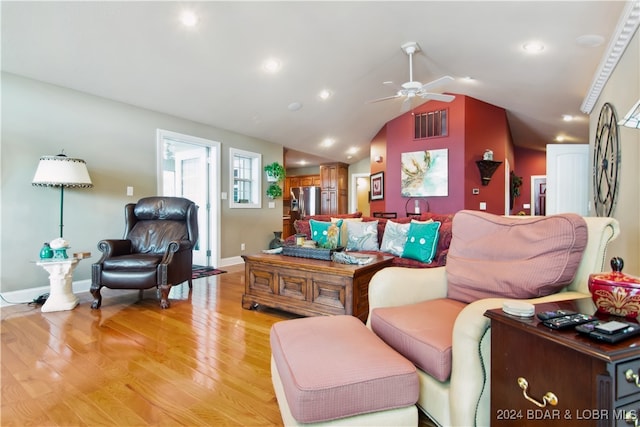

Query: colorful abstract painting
[401,149,448,197]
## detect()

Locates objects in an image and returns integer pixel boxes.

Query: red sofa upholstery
[285,212,454,268]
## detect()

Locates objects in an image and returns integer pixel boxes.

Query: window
[230,148,261,208]
[415,109,448,139]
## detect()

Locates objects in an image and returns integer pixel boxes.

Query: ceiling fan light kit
[368,41,455,112]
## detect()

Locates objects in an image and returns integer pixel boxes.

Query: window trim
[229,147,262,209]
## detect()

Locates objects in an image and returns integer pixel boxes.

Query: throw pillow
[446,210,588,303]
[346,220,379,251]
[380,221,411,256]
[310,219,343,248]
[332,217,363,247]
[402,221,441,263]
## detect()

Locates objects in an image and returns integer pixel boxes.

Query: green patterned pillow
[310,219,343,248]
[346,220,379,251]
[380,221,411,256]
[402,221,441,263]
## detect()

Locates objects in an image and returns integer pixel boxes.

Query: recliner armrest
[96,239,132,259]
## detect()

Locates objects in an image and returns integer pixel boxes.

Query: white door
[546,144,589,215]
[157,129,220,267]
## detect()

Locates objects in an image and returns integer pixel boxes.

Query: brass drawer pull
[625,369,640,388]
[517,377,558,408]
[625,411,638,426]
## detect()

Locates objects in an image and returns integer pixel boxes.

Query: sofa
[285,212,455,268]
[365,211,620,427]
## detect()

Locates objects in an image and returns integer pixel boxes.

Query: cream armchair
[366,215,620,427]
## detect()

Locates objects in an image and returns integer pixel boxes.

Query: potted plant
[266,183,283,199]
[264,162,286,183]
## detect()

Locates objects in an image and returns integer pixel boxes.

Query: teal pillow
[402,221,441,263]
[346,220,379,251]
[310,219,343,248]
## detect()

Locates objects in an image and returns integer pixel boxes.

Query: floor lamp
[32,153,93,238]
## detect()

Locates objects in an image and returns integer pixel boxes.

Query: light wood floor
[1,265,435,426]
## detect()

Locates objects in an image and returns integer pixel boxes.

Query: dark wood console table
[486,298,640,426]
[241,253,394,322]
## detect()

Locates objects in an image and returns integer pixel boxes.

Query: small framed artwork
[370,172,384,200]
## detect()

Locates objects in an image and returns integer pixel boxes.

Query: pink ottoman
[270,315,419,426]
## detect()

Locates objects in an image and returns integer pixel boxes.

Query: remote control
[536,309,577,321]
[542,313,595,330]
[576,320,640,343]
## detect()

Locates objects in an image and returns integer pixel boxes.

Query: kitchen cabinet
[320,163,348,215]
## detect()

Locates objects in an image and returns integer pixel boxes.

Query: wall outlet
[479,202,487,210]
[126,186,134,196]
[240,243,245,251]
[523,203,531,209]
[221,192,227,200]
[268,201,275,208]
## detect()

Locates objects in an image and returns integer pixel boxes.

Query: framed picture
[370,172,384,200]
[401,149,449,197]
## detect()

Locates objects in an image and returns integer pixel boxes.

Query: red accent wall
[373,94,513,216]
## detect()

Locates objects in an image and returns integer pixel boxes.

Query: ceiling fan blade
[420,75,454,92]
[420,93,456,102]
[366,94,402,104]
[400,97,412,112]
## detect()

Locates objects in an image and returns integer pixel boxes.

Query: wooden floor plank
[1,264,436,426]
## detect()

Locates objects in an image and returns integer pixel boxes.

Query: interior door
[157,129,220,268]
[175,148,208,266]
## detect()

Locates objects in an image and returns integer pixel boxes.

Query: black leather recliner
[91,197,199,309]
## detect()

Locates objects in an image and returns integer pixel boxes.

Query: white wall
[589,29,640,275]
[1,72,283,293]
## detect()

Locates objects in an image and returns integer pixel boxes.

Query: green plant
[266,183,283,199]
[264,162,286,183]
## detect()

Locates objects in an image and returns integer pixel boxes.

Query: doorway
[156,129,220,267]
[350,173,371,215]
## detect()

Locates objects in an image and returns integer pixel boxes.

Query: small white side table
[36,258,81,312]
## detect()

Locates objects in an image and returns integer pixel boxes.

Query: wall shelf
[476,160,503,186]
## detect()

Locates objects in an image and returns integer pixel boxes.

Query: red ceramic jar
[588,257,640,319]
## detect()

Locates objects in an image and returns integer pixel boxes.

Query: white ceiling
[1,1,630,167]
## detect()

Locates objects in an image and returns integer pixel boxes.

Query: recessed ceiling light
[299,160,307,165]
[346,147,359,155]
[522,41,545,53]
[262,58,281,73]
[321,138,335,147]
[555,135,565,142]
[180,11,198,27]
[318,89,333,100]
[288,102,303,111]
[576,34,605,48]
[562,114,574,122]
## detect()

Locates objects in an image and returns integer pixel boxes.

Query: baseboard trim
[0,258,245,308]
[0,279,91,307]
[219,256,244,267]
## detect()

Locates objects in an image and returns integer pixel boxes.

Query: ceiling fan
[368,42,455,112]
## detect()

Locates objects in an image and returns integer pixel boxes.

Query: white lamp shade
[32,155,93,188]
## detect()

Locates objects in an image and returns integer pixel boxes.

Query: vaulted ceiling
[1,1,631,166]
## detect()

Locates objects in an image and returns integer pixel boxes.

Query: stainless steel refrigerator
[290,186,321,219]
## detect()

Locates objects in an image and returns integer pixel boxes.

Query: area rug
[192,265,226,279]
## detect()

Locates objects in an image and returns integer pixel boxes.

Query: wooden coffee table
[241,252,394,322]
